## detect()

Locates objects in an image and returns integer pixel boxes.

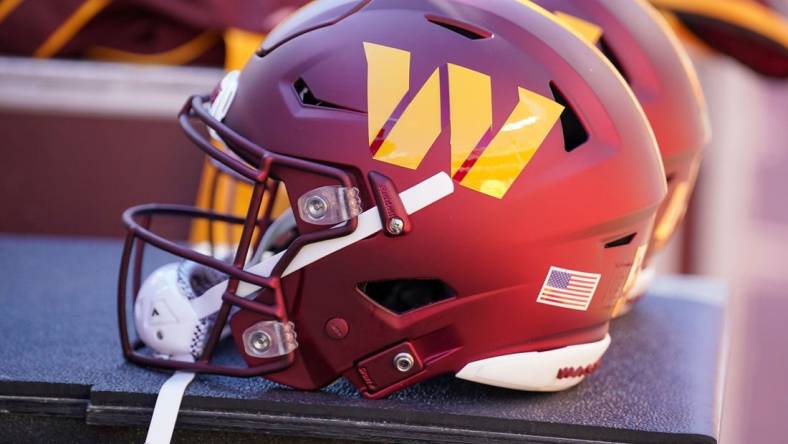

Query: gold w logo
[364,42,565,199]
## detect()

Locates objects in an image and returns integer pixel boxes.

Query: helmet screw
[305,196,328,220]
[387,218,405,235]
[325,318,349,340]
[249,331,271,353]
[393,352,414,373]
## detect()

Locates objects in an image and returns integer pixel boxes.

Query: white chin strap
[144,365,195,444]
[139,172,454,444]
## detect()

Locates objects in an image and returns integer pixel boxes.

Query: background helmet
[533,0,711,312]
[650,0,788,79]
[119,0,666,398]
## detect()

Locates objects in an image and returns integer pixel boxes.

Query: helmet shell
[222,0,666,396]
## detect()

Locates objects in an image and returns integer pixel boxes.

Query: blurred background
[0,0,785,442]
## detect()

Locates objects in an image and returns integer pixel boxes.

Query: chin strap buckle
[368,171,412,237]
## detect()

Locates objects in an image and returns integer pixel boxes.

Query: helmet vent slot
[549,82,589,152]
[426,15,492,40]
[294,78,361,112]
[598,37,630,83]
[604,233,637,249]
[357,279,455,314]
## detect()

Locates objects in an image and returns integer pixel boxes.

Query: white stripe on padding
[145,370,196,444]
[190,172,454,320]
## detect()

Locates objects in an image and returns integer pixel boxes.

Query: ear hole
[549,82,589,152]
[426,15,492,40]
[357,279,456,314]
[604,233,637,248]
[597,37,630,83]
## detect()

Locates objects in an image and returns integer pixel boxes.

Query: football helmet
[534,0,711,315]
[119,0,666,398]
[650,0,788,78]
[0,0,309,66]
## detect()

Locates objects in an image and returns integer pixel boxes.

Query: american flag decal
[536,267,601,311]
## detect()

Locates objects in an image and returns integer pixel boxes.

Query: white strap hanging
[145,359,196,444]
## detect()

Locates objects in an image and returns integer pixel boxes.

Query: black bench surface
[0,236,726,443]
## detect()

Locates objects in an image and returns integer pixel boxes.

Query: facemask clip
[242,320,298,359]
[297,186,362,225]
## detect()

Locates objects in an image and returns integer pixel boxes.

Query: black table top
[0,235,727,443]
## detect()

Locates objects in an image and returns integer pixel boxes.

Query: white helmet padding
[133,261,226,359]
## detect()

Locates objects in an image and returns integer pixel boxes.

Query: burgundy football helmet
[119,0,666,399]
[533,0,711,315]
[650,0,788,78]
